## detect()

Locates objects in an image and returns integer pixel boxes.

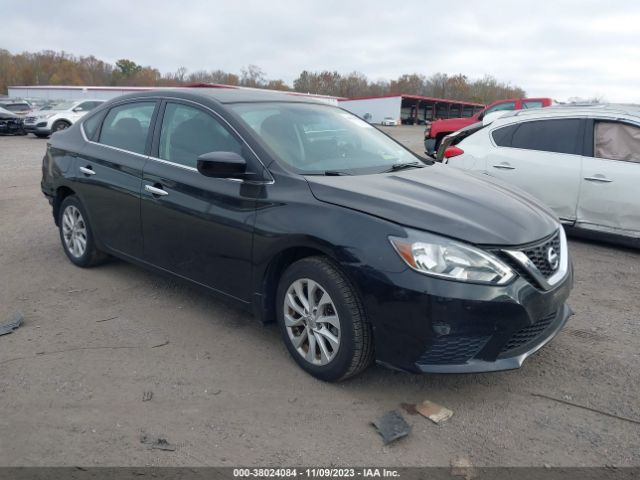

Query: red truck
[424,97,553,155]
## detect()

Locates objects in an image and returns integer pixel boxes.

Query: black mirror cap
[197,151,248,178]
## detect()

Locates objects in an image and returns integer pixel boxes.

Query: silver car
[444,104,640,245]
[23,99,104,138]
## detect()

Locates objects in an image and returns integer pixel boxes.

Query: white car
[444,105,640,243]
[23,99,104,138]
[380,117,398,126]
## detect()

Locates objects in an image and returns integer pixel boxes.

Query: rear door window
[508,119,582,155]
[491,124,519,146]
[98,102,156,155]
[82,112,105,140]
[594,121,640,163]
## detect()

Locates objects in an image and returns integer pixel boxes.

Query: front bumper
[24,121,52,135]
[413,303,572,373]
[353,259,573,374]
[0,119,25,135]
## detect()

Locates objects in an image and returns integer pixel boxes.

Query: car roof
[490,103,640,127]
[110,88,328,105]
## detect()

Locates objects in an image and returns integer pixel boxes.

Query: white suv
[24,99,104,138]
[444,105,640,244]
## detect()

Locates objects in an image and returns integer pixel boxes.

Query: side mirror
[197,151,247,178]
[72,107,83,112]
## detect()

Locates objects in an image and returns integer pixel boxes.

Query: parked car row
[41,88,573,381]
[0,98,104,137]
[439,104,640,246]
[23,99,104,137]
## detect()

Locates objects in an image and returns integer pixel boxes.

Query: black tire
[52,120,70,133]
[276,256,374,381]
[58,195,107,267]
[34,133,49,138]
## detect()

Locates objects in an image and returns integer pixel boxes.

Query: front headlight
[38,113,55,120]
[390,230,515,285]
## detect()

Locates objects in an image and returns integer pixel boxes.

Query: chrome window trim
[80,96,275,184]
[146,155,197,172]
[502,226,569,290]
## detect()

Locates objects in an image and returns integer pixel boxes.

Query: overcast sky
[2,0,640,102]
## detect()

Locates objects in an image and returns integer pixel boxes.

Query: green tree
[115,59,142,77]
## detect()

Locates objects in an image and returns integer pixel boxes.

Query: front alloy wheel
[284,278,341,366]
[277,256,374,381]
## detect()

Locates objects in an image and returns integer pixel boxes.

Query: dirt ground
[0,130,638,467]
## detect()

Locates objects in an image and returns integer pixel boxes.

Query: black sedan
[0,106,26,135]
[41,89,573,381]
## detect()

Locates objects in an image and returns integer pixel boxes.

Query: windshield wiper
[324,170,352,176]
[383,161,426,173]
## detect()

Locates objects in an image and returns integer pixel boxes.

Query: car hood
[0,111,19,119]
[305,164,558,246]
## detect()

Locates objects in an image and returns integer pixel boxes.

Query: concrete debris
[0,312,23,336]
[415,400,453,424]
[371,410,411,445]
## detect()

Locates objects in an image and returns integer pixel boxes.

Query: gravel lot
[0,130,638,467]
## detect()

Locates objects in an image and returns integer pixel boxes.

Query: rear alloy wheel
[52,120,70,133]
[62,205,88,258]
[277,257,374,381]
[58,195,107,267]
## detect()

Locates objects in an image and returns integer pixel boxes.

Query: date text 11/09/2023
[233,468,400,478]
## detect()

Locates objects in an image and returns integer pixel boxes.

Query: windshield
[230,102,421,175]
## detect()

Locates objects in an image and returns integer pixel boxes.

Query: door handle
[584,176,613,183]
[79,166,95,175]
[145,184,169,196]
[492,163,515,170]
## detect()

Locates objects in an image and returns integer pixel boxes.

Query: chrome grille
[24,116,37,124]
[522,232,561,278]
